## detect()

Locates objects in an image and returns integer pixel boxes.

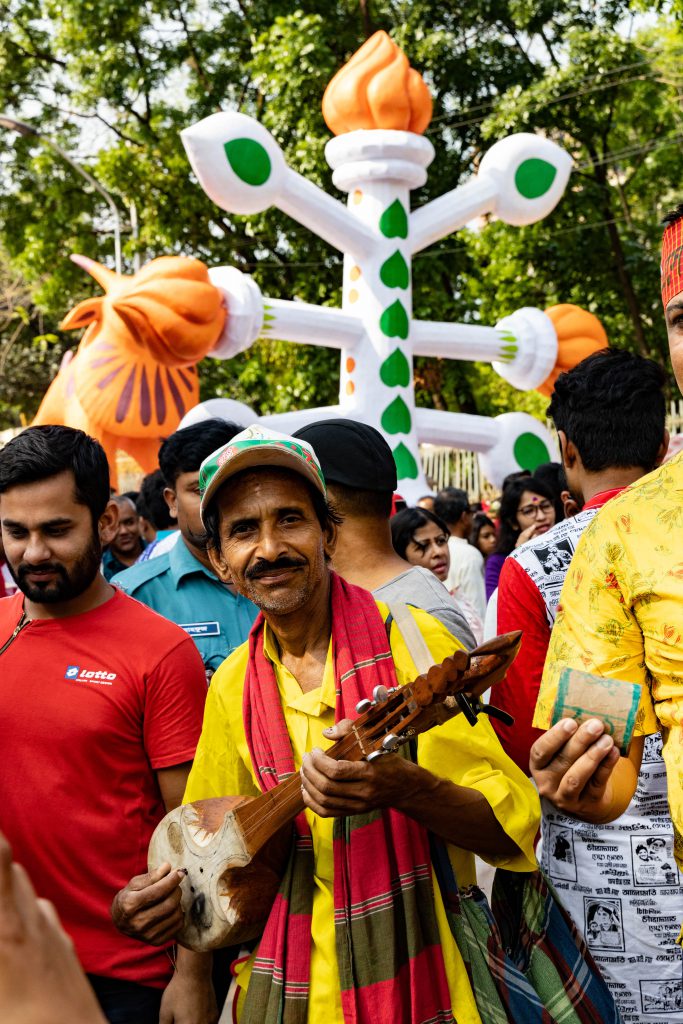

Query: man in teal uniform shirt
[114,420,257,679]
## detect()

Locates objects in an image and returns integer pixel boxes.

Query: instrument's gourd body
[148,633,521,951]
[148,795,290,950]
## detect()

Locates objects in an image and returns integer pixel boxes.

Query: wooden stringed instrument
[148,631,521,952]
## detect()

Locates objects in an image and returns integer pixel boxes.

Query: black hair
[390,506,450,560]
[433,489,469,527]
[158,419,243,488]
[0,425,110,526]
[469,511,496,548]
[532,462,565,524]
[663,204,683,228]
[495,476,554,556]
[120,489,139,504]
[139,469,176,530]
[547,349,666,473]
[113,493,137,513]
[203,466,343,553]
[437,486,468,502]
[325,482,393,520]
[502,468,532,490]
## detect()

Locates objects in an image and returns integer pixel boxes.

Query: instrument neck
[233,730,363,858]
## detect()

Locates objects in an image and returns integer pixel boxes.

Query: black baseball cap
[294,419,398,492]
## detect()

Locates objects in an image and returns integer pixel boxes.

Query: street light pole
[0,114,123,273]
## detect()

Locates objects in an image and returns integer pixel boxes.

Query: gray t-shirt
[373,566,475,651]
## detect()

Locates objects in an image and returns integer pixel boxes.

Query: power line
[427,70,662,134]
[428,53,664,125]
[427,43,683,132]
[576,131,683,171]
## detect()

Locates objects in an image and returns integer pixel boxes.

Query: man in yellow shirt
[529,204,683,865]
[193,424,541,1023]
[173,423,538,1023]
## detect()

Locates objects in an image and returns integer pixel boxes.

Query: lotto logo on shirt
[64,665,117,684]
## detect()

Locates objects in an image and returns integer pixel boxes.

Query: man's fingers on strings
[303,748,368,784]
[322,718,354,741]
[301,788,369,817]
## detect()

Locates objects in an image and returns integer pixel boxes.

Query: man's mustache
[17,562,68,582]
[245,556,306,580]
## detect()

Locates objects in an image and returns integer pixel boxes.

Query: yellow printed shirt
[534,453,683,860]
[185,601,539,1023]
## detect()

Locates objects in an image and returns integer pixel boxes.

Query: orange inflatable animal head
[538,304,609,397]
[60,255,226,439]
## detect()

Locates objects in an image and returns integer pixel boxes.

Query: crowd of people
[2,210,683,1024]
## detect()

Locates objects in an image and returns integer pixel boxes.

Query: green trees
[0,1,681,427]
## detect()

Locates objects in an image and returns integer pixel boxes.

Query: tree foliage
[0,0,681,428]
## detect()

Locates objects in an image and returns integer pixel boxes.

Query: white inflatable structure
[179,32,584,498]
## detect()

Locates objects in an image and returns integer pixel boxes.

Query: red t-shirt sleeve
[143,635,207,769]
[492,557,550,775]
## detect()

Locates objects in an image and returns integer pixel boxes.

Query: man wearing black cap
[294,419,476,650]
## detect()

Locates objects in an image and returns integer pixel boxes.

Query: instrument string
[235,660,507,845]
[238,730,368,841]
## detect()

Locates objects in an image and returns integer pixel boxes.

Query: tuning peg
[355,698,373,715]
[373,685,389,704]
[367,749,386,763]
[381,733,402,753]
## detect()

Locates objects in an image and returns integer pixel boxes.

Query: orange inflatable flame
[537,304,609,397]
[322,30,432,136]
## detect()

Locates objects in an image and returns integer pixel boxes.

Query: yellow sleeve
[385,603,539,872]
[183,644,260,804]
[534,514,658,736]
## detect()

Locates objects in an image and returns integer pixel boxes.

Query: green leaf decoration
[380,347,410,387]
[379,300,409,339]
[513,431,550,471]
[392,442,419,480]
[379,250,409,289]
[379,199,408,239]
[381,395,412,434]
[224,138,271,186]
[514,158,557,200]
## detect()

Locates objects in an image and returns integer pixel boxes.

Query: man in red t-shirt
[0,426,213,1024]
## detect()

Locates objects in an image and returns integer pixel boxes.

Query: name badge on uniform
[180,621,221,637]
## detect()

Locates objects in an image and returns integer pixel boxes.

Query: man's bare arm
[111,761,193,941]
[300,721,519,858]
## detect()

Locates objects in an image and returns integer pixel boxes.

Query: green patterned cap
[199,423,327,517]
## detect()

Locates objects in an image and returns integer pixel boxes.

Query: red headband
[661,217,683,307]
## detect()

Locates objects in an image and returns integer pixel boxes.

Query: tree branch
[9,30,66,69]
[175,4,214,100]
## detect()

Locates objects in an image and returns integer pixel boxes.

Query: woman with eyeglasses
[484,477,556,599]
